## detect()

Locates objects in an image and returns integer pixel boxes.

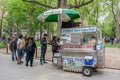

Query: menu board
[61,32,83,44]
[71,33,83,44]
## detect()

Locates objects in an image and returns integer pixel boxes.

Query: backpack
[9,41,13,51]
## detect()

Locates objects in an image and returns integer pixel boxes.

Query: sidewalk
[0,47,120,69]
[0,53,120,80]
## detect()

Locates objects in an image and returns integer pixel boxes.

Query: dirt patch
[105,48,120,69]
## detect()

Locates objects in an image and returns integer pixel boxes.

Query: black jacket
[41,37,47,47]
[52,40,58,52]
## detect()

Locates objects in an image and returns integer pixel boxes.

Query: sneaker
[30,65,33,67]
[40,63,43,65]
[20,61,23,63]
[44,62,48,64]
[26,64,29,66]
[17,62,21,65]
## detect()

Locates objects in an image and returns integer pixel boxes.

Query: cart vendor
[88,36,97,45]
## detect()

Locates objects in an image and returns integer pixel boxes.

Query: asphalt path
[0,53,120,80]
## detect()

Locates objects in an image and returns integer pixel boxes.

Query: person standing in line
[56,37,61,53]
[40,34,47,65]
[17,35,23,65]
[26,37,37,67]
[9,36,17,61]
[25,37,29,61]
[51,36,58,63]
[22,37,26,58]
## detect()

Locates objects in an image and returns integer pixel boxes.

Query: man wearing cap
[9,36,17,61]
[40,34,48,65]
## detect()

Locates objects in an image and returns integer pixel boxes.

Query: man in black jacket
[40,34,47,65]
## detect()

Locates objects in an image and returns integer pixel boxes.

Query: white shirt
[17,39,23,49]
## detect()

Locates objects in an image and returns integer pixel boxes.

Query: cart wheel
[82,67,93,76]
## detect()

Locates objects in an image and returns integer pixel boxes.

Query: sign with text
[62,27,97,33]
[63,45,93,50]
[44,9,62,15]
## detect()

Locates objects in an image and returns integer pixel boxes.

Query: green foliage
[0,41,6,48]
[35,41,40,47]
[1,0,119,38]
[105,42,120,48]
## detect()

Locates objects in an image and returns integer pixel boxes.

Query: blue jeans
[25,49,29,61]
[40,46,47,63]
[26,51,34,65]
[12,49,17,61]
[22,48,25,58]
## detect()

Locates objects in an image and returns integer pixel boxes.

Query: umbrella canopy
[37,8,80,22]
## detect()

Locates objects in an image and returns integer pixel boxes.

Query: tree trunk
[58,0,67,8]
[16,23,19,37]
[115,15,120,38]
[0,19,2,38]
[57,0,67,36]
[115,6,120,38]
[0,17,3,38]
[47,23,51,40]
[111,1,120,38]
[27,21,31,37]
[39,23,43,39]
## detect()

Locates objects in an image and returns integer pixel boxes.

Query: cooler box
[84,56,94,65]
[53,53,62,65]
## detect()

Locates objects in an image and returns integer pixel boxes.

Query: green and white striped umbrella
[37,8,80,22]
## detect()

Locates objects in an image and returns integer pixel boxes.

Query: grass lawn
[36,41,120,48]
[0,41,119,49]
[0,42,7,48]
[105,42,120,48]
[35,41,51,47]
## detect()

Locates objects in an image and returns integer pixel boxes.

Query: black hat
[43,34,47,36]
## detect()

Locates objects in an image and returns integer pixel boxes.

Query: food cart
[53,26,105,76]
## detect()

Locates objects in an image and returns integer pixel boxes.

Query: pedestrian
[56,37,61,53]
[9,36,17,61]
[111,37,114,45]
[40,34,48,65]
[51,36,58,63]
[26,37,37,67]
[22,37,26,58]
[8,37,11,43]
[25,37,29,61]
[17,35,23,65]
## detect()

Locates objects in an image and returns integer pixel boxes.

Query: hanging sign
[62,27,97,33]
[44,9,62,15]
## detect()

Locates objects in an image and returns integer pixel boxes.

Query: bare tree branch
[22,0,57,9]
[68,0,94,9]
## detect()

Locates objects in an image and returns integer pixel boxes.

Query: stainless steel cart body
[53,26,105,76]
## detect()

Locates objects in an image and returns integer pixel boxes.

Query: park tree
[110,0,120,38]
[4,0,46,37]
[22,0,94,36]
[1,0,119,38]
[0,0,7,38]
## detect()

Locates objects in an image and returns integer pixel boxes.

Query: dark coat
[52,40,58,53]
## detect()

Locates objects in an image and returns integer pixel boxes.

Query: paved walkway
[0,47,120,69]
[0,53,120,80]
